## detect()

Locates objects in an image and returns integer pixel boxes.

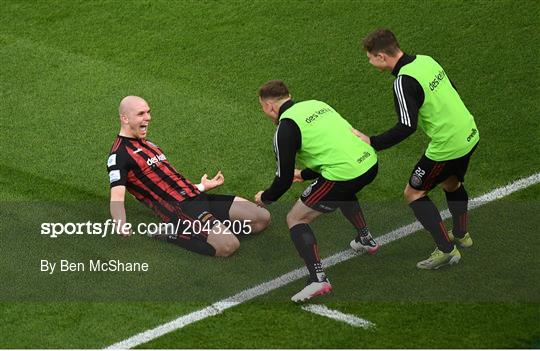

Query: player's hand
[120,230,134,238]
[201,171,224,191]
[351,128,371,145]
[254,191,265,207]
[293,169,304,183]
[119,223,133,237]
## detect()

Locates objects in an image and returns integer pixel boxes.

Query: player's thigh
[409,154,448,192]
[403,183,428,203]
[441,175,460,192]
[176,192,215,222]
[209,194,270,234]
[205,194,235,221]
[176,194,239,256]
[286,199,325,228]
[445,143,478,187]
[229,196,270,223]
[335,163,379,206]
[207,222,240,257]
[346,163,379,194]
[300,177,341,213]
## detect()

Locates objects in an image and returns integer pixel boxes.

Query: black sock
[339,199,370,238]
[289,223,325,282]
[409,196,453,253]
[167,235,217,256]
[445,185,469,238]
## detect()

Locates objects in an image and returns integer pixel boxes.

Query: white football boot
[350,233,380,254]
[291,278,332,303]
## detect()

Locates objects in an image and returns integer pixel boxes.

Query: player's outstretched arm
[110,185,132,237]
[255,119,299,206]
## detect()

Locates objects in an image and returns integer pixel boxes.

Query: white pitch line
[106,172,540,349]
[302,304,375,329]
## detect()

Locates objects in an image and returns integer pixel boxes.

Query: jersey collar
[278,99,294,117]
[392,53,416,76]
[118,134,142,141]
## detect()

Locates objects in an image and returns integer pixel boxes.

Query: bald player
[107,96,270,257]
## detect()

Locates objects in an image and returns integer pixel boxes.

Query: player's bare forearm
[110,186,131,236]
[351,127,371,144]
[110,201,126,223]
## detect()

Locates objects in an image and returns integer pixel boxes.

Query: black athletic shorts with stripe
[409,142,478,191]
[300,163,378,213]
[165,193,235,248]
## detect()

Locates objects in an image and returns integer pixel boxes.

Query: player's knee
[286,211,297,228]
[251,208,271,234]
[404,185,424,204]
[286,210,307,228]
[442,177,461,192]
[214,236,240,257]
[403,187,411,201]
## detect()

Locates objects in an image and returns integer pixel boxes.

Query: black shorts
[166,193,235,243]
[409,143,478,191]
[300,163,378,213]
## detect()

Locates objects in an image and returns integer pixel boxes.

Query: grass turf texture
[138,187,540,349]
[0,0,538,348]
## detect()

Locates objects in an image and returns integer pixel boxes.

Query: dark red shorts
[300,163,378,213]
[409,143,478,191]
[166,193,235,243]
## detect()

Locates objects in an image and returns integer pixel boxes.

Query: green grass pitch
[1,0,539,348]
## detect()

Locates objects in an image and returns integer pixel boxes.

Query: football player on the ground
[358,29,480,269]
[254,80,379,302]
[107,96,270,257]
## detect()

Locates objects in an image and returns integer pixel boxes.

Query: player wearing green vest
[358,29,480,270]
[254,80,379,302]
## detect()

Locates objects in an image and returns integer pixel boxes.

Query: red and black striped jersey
[107,135,200,221]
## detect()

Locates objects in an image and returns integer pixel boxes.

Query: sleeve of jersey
[370,75,422,151]
[261,119,300,204]
[107,148,130,188]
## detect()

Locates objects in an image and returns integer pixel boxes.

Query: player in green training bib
[359,29,480,270]
[254,80,379,302]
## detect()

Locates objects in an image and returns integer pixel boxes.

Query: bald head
[119,95,148,116]
[117,96,152,139]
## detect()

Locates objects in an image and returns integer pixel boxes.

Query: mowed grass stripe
[107,172,540,349]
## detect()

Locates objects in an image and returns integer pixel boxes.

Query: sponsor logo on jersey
[357,151,371,164]
[109,170,121,183]
[107,154,117,167]
[146,153,167,166]
[429,69,447,91]
[305,107,332,124]
[467,128,478,142]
